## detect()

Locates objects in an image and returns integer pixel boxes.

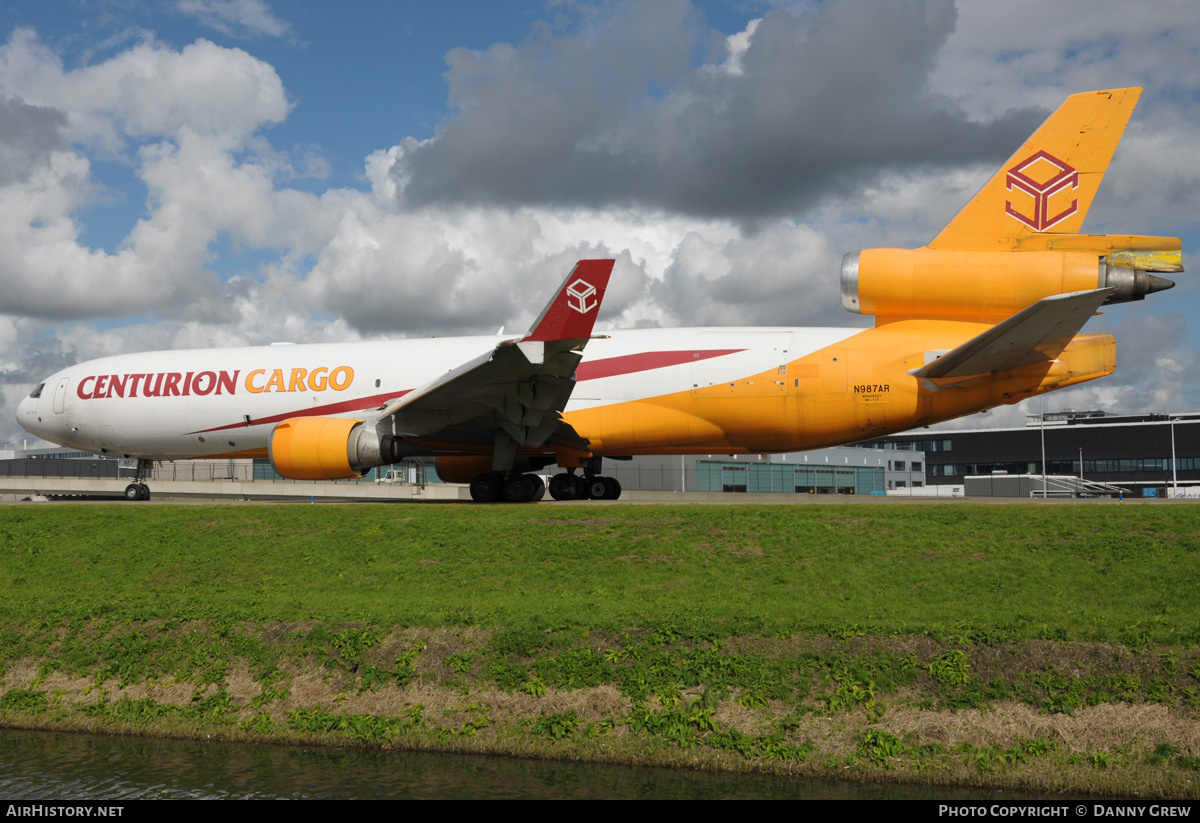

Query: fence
[0,458,121,479]
[0,458,435,488]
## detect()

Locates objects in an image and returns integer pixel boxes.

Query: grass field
[2,501,1200,796]
[2,502,1198,642]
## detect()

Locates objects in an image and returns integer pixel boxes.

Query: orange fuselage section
[564,322,1115,456]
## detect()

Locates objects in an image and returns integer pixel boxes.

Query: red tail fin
[522,259,615,342]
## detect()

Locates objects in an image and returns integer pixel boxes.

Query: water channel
[0,729,1029,800]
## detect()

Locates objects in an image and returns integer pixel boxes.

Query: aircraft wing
[376,259,615,451]
[910,287,1113,384]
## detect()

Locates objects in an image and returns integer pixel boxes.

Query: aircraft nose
[16,394,32,427]
[15,388,44,437]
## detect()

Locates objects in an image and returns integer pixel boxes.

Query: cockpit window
[29,383,44,399]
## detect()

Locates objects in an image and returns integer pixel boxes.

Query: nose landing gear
[123,483,150,501]
[123,459,153,501]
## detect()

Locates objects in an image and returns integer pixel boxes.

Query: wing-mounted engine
[268,416,410,480]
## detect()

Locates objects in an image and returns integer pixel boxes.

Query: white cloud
[930,1,1200,117]
[707,17,761,77]
[176,0,294,39]
[0,30,295,322]
[0,29,290,151]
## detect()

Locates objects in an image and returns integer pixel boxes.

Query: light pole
[1041,411,1047,498]
[1171,415,1178,499]
[1026,405,1048,499]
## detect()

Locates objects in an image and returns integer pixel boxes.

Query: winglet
[522,259,615,342]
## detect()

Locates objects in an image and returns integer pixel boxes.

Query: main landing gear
[548,472,621,501]
[469,473,541,503]
[469,470,621,503]
[123,459,153,501]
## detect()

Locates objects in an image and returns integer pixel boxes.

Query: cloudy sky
[2,0,1199,449]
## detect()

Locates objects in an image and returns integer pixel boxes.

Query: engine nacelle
[269,416,415,480]
[436,456,496,484]
[269,416,364,480]
[841,247,1177,319]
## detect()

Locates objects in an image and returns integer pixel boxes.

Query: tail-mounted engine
[841,239,1179,320]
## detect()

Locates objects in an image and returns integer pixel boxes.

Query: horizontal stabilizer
[910,288,1113,383]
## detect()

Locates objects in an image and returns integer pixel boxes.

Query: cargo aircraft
[15,88,1182,502]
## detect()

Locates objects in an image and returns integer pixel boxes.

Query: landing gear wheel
[583,476,622,500]
[585,476,610,500]
[504,474,537,503]
[469,473,504,503]
[124,483,142,501]
[604,477,622,501]
[138,483,151,501]
[527,475,546,503]
[549,473,581,500]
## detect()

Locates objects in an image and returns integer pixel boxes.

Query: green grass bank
[2,501,1200,796]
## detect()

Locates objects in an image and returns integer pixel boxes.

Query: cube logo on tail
[1005,150,1079,231]
[566,278,598,314]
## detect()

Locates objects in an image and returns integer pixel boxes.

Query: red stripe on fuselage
[187,350,743,435]
[575,349,744,381]
[186,390,411,434]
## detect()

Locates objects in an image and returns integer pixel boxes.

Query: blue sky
[2,0,1200,448]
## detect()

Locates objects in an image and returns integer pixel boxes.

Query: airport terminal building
[607,446,926,495]
[863,411,1200,497]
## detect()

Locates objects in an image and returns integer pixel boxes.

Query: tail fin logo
[566,278,598,314]
[1004,150,1080,231]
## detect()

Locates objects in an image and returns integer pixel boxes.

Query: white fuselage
[15,327,863,460]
